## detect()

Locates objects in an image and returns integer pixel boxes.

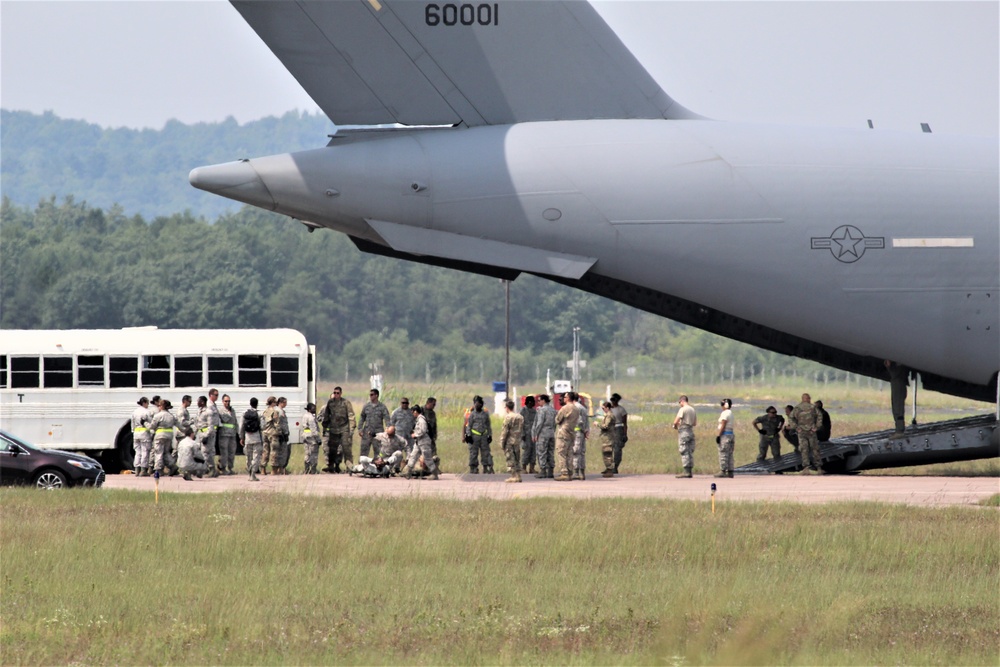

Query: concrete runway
[103,470,999,507]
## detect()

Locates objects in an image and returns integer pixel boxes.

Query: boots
[403,465,412,479]
[546,468,555,479]
[527,462,535,474]
[249,471,259,482]
[676,467,693,478]
[484,465,494,474]
[535,467,547,478]
[713,471,728,478]
[602,468,615,478]
[182,473,193,481]
[505,471,522,483]
[554,471,571,482]
[469,466,479,474]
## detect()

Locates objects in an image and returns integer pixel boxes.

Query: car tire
[34,469,67,490]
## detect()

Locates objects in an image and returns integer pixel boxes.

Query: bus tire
[106,426,134,474]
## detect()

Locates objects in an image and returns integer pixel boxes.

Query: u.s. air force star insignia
[811,225,885,263]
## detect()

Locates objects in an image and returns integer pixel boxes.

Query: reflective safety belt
[155,428,174,434]
[471,429,483,436]
[219,423,236,429]
[133,427,148,433]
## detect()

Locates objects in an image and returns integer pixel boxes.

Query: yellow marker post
[710,482,716,514]
[154,470,160,504]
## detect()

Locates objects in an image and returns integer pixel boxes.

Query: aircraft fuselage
[190,119,999,399]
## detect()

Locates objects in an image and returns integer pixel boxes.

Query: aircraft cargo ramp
[736,414,999,474]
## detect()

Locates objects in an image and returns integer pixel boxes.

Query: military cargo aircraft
[191,0,999,408]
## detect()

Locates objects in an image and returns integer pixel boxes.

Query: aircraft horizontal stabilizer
[367,219,596,279]
[230,0,697,126]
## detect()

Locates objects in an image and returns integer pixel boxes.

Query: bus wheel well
[104,424,134,474]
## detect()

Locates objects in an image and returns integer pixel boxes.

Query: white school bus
[0,328,316,472]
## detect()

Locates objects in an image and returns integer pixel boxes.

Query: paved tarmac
[103,470,999,507]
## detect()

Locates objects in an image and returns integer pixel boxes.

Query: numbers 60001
[425,3,499,26]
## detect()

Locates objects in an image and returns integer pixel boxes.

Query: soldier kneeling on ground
[177,432,208,481]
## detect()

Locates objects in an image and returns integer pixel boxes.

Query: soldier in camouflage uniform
[274,397,290,473]
[130,397,152,476]
[177,433,207,481]
[790,393,824,474]
[390,398,416,455]
[572,394,589,480]
[518,396,537,474]
[199,389,221,478]
[240,397,263,481]
[404,405,439,480]
[423,397,438,457]
[553,393,579,481]
[149,399,178,476]
[318,387,355,473]
[609,393,628,474]
[217,394,239,475]
[464,395,493,474]
[358,389,390,459]
[715,398,735,478]
[300,403,321,474]
[752,406,785,462]
[499,399,523,483]
[531,394,556,478]
[174,395,194,438]
[373,426,408,473]
[672,395,697,478]
[596,401,616,477]
[261,396,281,475]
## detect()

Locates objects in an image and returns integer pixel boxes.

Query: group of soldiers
[670,392,833,478]
[129,390,292,481]
[498,391,629,482]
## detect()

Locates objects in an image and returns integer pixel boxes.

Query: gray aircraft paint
[191,1,999,402]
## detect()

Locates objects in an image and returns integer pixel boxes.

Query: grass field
[2,490,998,665]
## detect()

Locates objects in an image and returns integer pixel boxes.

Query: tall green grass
[2,490,997,665]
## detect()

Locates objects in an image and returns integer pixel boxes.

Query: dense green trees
[1,109,335,219]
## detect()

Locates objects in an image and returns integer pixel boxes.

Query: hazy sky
[2,1,997,135]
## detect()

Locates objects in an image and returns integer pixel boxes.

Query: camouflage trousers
[612,427,626,469]
[407,439,438,473]
[572,432,587,472]
[520,436,536,469]
[717,434,735,474]
[133,436,152,470]
[601,440,615,471]
[535,435,555,472]
[556,431,573,476]
[303,439,320,471]
[217,434,238,472]
[359,431,380,459]
[757,434,781,461]
[677,428,696,469]
[152,434,175,473]
[468,433,493,469]
[503,441,522,474]
[199,430,217,472]
[797,430,822,470]
[245,440,263,475]
[322,430,353,469]
[264,432,283,469]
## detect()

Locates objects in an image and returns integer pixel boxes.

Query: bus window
[77,355,105,386]
[271,356,299,387]
[43,357,74,388]
[11,357,39,388]
[207,356,234,385]
[238,355,266,386]
[141,355,171,387]
[110,357,138,388]
[0,356,7,388]
[174,356,203,387]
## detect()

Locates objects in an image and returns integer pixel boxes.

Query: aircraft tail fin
[231,0,698,127]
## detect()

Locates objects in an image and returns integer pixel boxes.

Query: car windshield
[0,430,38,452]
